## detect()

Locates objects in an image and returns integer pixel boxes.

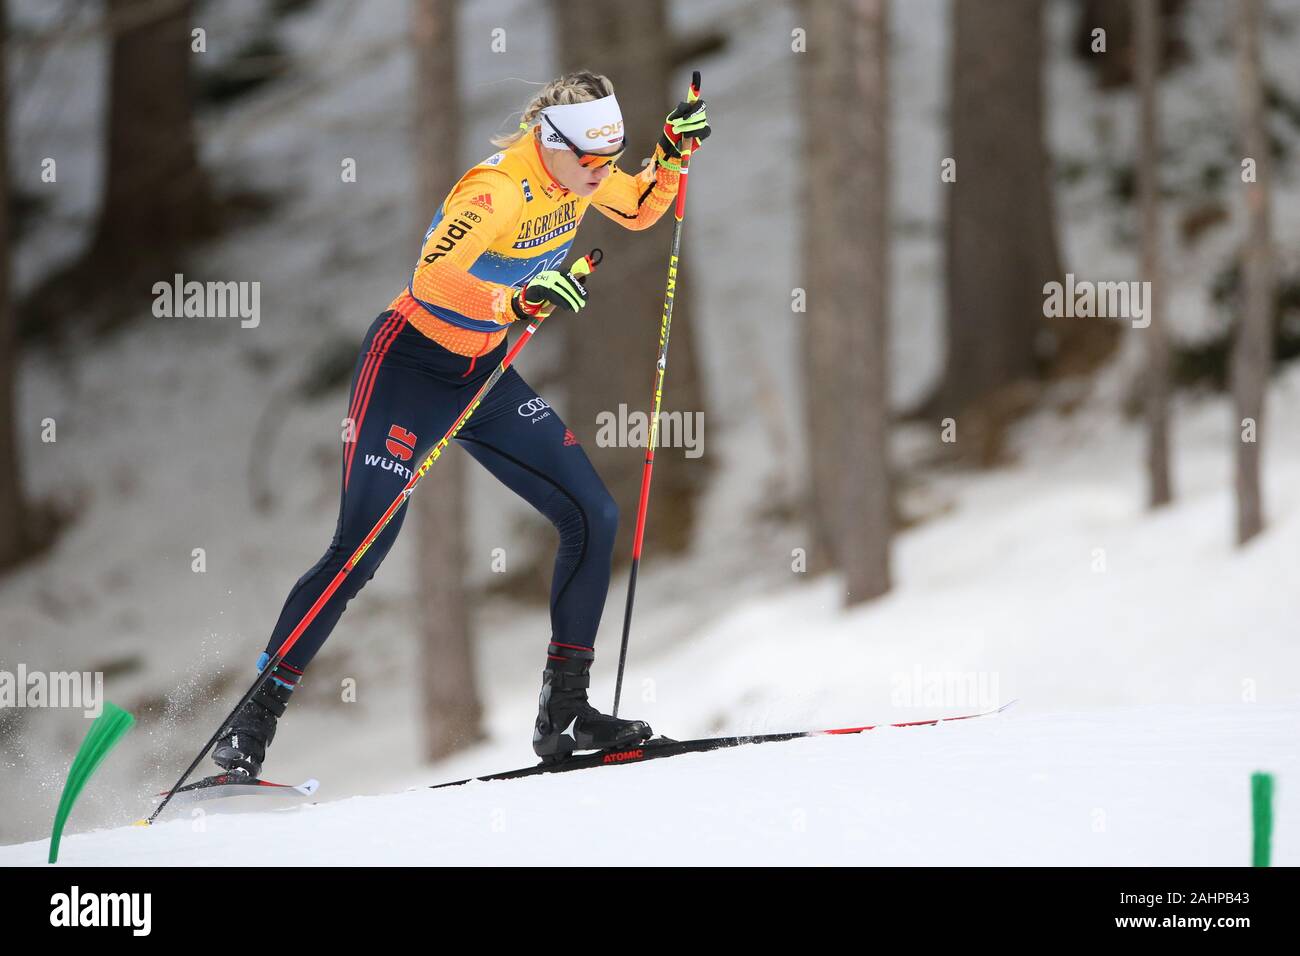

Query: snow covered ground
[7,350,1300,863]
[4,702,1293,866]
[3,0,1299,863]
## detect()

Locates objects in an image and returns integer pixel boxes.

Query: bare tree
[551,0,710,562]
[1232,0,1274,544]
[941,0,1064,459]
[799,0,844,573]
[92,0,215,285]
[1137,0,1172,507]
[0,0,29,570]
[411,0,483,762]
[841,0,892,603]
[21,0,217,331]
[800,0,892,600]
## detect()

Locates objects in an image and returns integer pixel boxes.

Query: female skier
[212,71,710,775]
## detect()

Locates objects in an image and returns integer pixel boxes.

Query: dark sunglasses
[541,113,626,169]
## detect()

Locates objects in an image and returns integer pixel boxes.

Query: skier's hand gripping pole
[148,249,604,823]
[611,71,703,717]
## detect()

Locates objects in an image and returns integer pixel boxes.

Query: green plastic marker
[49,702,135,864]
[1251,771,1274,868]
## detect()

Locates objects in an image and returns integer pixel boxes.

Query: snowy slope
[5,0,1300,859]
[4,702,1294,866]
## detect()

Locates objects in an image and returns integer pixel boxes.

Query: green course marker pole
[49,702,135,864]
[1251,771,1274,868]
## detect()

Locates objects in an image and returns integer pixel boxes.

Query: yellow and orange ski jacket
[385,130,680,358]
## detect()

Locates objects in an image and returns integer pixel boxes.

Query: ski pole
[149,249,604,823]
[612,72,702,717]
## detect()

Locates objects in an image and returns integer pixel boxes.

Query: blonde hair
[491,71,616,148]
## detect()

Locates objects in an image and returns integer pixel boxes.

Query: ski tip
[131,818,150,827]
[295,779,321,796]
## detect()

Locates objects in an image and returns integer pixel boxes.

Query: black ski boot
[533,643,652,762]
[211,661,299,778]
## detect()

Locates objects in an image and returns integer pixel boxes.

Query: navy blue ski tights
[260,310,619,676]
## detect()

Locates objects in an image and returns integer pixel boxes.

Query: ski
[156,773,320,807]
[431,700,1018,788]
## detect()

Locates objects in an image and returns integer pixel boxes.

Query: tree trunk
[91,0,216,289]
[1232,0,1274,544]
[799,0,892,598]
[0,0,28,570]
[799,0,845,572]
[941,0,1063,454]
[1137,0,1173,508]
[411,0,483,762]
[551,0,710,563]
[840,0,892,604]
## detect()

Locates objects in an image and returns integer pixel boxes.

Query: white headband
[538,94,625,152]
